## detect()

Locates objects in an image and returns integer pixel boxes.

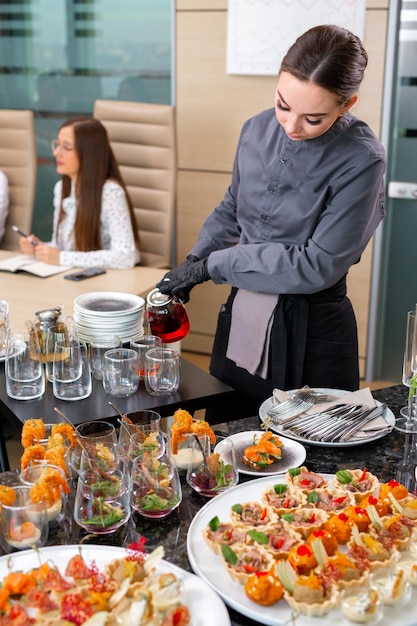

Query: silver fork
[267,386,336,422]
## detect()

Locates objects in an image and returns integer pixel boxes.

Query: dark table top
[3,383,416,626]
[0,357,238,428]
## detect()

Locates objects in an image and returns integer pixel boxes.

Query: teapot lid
[147,288,172,307]
[35,305,63,322]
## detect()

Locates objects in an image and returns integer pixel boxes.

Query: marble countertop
[5,384,416,626]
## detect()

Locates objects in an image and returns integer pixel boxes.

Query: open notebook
[0,254,70,277]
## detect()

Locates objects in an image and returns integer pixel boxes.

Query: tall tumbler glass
[5,328,45,400]
[53,339,92,401]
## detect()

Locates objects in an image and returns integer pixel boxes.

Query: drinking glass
[0,485,48,552]
[53,339,92,401]
[89,335,122,381]
[396,310,417,432]
[0,299,9,360]
[130,334,162,378]
[186,435,238,497]
[44,321,70,383]
[5,328,45,400]
[144,347,180,396]
[103,348,139,397]
[130,452,182,518]
[74,468,130,534]
[118,409,162,451]
[70,421,117,476]
[78,442,126,475]
[20,463,70,524]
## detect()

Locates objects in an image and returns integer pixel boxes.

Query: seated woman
[19,117,140,269]
[0,169,9,244]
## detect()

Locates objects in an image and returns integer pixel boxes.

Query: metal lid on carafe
[146,288,172,307]
[34,305,63,327]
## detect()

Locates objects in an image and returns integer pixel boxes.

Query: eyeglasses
[51,139,74,153]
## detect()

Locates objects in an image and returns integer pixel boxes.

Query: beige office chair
[0,109,37,251]
[93,99,176,268]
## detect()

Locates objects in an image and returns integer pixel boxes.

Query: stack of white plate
[73,291,145,344]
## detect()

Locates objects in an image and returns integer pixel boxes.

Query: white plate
[219,431,306,477]
[74,291,144,316]
[187,475,417,626]
[259,388,395,447]
[0,544,230,625]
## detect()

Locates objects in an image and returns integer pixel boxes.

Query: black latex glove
[156,257,210,303]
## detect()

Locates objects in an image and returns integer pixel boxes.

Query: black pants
[209,277,359,417]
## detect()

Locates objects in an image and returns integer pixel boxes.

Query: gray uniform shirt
[191,109,386,295]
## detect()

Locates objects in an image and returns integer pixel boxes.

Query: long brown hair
[57,117,139,250]
[280,25,368,105]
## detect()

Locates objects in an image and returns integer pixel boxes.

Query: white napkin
[272,387,390,441]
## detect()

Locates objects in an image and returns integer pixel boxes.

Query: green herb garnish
[221,544,238,565]
[248,530,268,545]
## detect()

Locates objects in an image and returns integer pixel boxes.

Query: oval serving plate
[217,431,306,477]
[259,388,394,448]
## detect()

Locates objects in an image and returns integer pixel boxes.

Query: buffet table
[14,383,413,626]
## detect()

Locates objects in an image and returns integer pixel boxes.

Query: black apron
[210,275,359,409]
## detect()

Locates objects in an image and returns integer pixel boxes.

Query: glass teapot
[146,289,190,343]
[29,305,76,363]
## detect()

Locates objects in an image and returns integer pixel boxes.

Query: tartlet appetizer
[220,543,275,584]
[397,495,417,520]
[287,543,318,575]
[307,486,354,513]
[286,467,328,493]
[367,505,414,552]
[333,468,379,502]
[347,525,397,571]
[244,523,301,559]
[306,528,338,556]
[311,538,369,590]
[344,505,371,533]
[230,501,277,526]
[242,431,283,470]
[379,479,409,510]
[203,517,248,554]
[276,560,339,617]
[324,512,353,544]
[280,507,329,539]
[262,482,307,514]
[244,568,284,606]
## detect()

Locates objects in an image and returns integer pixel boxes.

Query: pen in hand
[11,225,38,246]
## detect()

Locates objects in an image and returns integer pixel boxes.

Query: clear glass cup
[5,328,45,400]
[130,452,181,518]
[53,339,92,401]
[130,334,163,378]
[78,442,126,475]
[118,409,162,451]
[70,421,117,476]
[89,335,122,381]
[19,463,70,524]
[127,430,168,464]
[186,435,238,497]
[103,348,139,397]
[74,468,130,534]
[144,347,180,396]
[0,485,48,552]
[371,566,412,607]
[0,299,9,360]
[44,321,70,382]
[340,582,383,624]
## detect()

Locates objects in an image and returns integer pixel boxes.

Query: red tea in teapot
[146,289,190,343]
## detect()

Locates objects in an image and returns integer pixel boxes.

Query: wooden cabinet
[176,2,388,377]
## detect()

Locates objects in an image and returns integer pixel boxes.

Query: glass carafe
[146,288,190,343]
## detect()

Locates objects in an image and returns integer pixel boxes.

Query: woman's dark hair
[57,117,139,251]
[280,24,368,105]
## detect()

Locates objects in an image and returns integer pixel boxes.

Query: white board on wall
[227,0,367,76]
